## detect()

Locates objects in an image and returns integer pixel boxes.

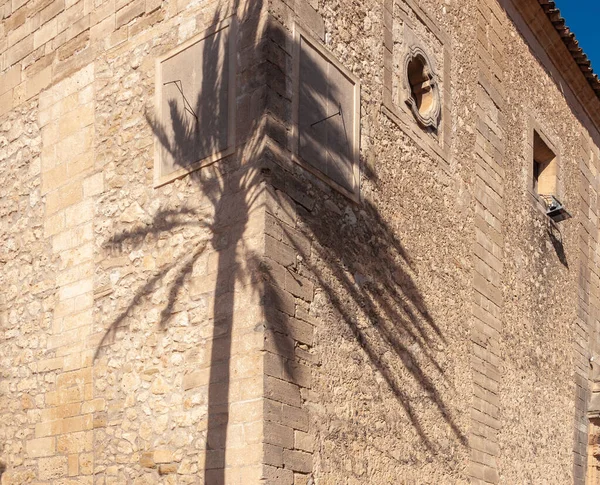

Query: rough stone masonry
[2,0,600,483]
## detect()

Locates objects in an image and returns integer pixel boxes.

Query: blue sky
[554,0,600,73]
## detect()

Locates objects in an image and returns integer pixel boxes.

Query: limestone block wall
[0,0,272,483]
[262,0,476,483]
[0,99,45,485]
[469,1,505,482]
[499,1,600,483]
[261,0,600,484]
[34,62,97,484]
[2,0,600,484]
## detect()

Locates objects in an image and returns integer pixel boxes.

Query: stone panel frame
[153,16,237,187]
[382,0,452,170]
[526,116,562,217]
[402,44,441,129]
[291,23,361,203]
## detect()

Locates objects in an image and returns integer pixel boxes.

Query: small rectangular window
[533,130,557,196]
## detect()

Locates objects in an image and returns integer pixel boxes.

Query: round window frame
[402,45,441,129]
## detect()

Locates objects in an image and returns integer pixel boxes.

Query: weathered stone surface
[1,0,599,484]
[38,456,68,480]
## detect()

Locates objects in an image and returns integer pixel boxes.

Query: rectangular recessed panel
[326,64,355,191]
[159,24,230,178]
[298,36,328,174]
[296,31,359,197]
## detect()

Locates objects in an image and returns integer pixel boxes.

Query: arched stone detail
[402,45,441,129]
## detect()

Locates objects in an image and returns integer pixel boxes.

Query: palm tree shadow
[95,2,466,482]
[547,221,568,268]
[264,160,466,449]
[289,198,466,449]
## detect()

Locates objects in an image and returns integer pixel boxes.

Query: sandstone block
[140,452,156,468]
[42,121,60,146]
[45,386,84,407]
[13,83,26,108]
[83,172,104,196]
[67,151,95,179]
[41,402,82,422]
[79,452,93,475]
[56,367,93,388]
[41,0,66,24]
[6,35,33,66]
[68,453,79,476]
[265,376,301,407]
[65,13,90,42]
[128,5,164,37]
[264,421,294,449]
[57,277,93,301]
[0,65,22,95]
[64,199,94,227]
[158,463,177,475]
[263,444,283,467]
[285,272,314,302]
[283,449,312,474]
[57,431,93,453]
[154,449,173,463]
[62,414,93,433]
[0,90,13,117]
[90,12,115,42]
[285,317,314,346]
[265,235,295,267]
[107,24,127,48]
[57,124,94,162]
[59,102,94,138]
[42,162,68,194]
[26,437,55,458]
[230,352,262,380]
[116,0,145,28]
[57,2,84,33]
[53,290,93,318]
[264,351,286,380]
[294,430,313,453]
[36,356,64,372]
[264,284,296,316]
[7,18,31,48]
[229,443,262,467]
[262,465,293,484]
[230,399,262,424]
[35,419,63,438]
[34,17,58,49]
[46,179,83,214]
[264,330,296,360]
[281,404,308,432]
[81,398,105,413]
[38,456,68,480]
[469,460,499,483]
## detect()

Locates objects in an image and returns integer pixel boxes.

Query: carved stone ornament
[402,45,441,129]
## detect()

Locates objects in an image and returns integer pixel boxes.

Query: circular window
[403,47,440,129]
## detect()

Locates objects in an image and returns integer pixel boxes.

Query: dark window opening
[533,130,557,196]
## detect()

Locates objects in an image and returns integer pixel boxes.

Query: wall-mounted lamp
[543,195,571,223]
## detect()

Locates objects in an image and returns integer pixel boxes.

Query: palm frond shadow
[95,1,465,481]
[268,181,467,449]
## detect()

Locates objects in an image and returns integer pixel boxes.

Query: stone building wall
[1,0,600,484]
[498,1,600,483]
[261,0,600,483]
[1,0,271,483]
[261,0,474,483]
